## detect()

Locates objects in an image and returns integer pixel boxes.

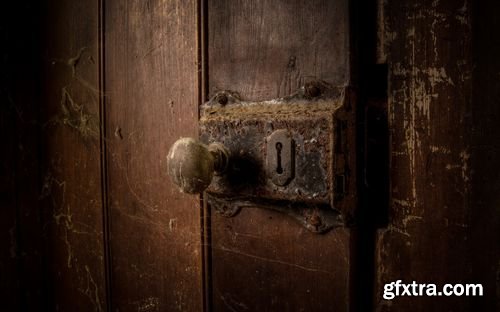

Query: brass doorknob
[167,138,230,194]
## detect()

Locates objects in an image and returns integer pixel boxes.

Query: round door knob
[167,138,229,194]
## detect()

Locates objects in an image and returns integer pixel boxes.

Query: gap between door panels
[351,0,389,311]
[97,0,113,310]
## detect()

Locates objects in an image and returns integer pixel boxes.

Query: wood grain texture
[207,0,352,310]
[104,0,203,310]
[211,214,351,311]
[375,0,499,310]
[40,0,107,310]
[209,0,350,101]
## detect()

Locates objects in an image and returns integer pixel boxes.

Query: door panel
[211,215,351,311]
[207,1,352,310]
[41,0,107,310]
[375,0,500,310]
[104,0,203,310]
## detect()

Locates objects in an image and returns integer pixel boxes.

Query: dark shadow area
[223,153,263,191]
[469,0,500,310]
[351,0,389,310]
[0,1,45,311]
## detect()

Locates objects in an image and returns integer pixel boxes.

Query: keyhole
[276,142,283,174]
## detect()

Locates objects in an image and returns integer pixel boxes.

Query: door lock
[167,81,356,233]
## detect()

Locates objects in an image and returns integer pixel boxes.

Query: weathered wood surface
[39,0,108,310]
[2,1,499,311]
[207,0,352,310]
[375,0,499,310]
[104,0,203,310]
[208,0,350,101]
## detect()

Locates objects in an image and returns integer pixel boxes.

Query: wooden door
[1,0,498,311]
[205,1,354,311]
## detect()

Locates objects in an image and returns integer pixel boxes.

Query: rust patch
[199,82,357,225]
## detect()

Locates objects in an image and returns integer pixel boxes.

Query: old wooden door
[2,0,498,311]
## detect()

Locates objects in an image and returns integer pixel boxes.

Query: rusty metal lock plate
[199,83,356,232]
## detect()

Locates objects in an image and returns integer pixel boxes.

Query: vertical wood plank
[375,0,499,310]
[104,0,203,310]
[207,1,352,311]
[40,0,107,310]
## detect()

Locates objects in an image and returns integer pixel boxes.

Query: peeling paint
[425,67,454,88]
[460,149,471,190]
[392,198,411,207]
[430,145,451,154]
[136,297,159,312]
[375,1,481,310]
[401,215,423,228]
[387,225,410,238]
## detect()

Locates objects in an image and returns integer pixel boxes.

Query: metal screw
[216,93,228,105]
[309,214,322,227]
